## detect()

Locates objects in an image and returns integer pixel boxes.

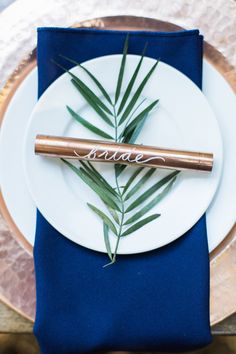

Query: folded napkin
[34,28,211,353]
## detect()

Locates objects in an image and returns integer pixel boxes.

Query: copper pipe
[35,134,213,172]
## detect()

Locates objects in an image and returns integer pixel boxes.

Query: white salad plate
[22,54,222,254]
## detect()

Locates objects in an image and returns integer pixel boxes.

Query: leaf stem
[104,102,126,264]
[111,172,125,263]
[115,98,126,257]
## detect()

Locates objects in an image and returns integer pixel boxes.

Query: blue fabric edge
[37,26,201,37]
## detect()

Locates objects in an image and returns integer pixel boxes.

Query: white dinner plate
[22,54,222,254]
[0,57,234,253]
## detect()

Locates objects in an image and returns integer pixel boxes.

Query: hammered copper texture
[0,0,236,89]
[210,225,236,324]
[0,1,235,324]
[0,214,35,321]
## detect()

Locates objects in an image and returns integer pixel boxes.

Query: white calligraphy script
[73,146,165,164]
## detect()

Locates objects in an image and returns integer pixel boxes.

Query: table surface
[0,0,235,335]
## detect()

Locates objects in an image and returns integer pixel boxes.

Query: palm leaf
[87,161,119,198]
[87,161,116,191]
[71,79,114,127]
[115,34,129,103]
[119,60,159,126]
[124,168,155,201]
[122,113,148,144]
[59,54,112,105]
[66,105,113,139]
[106,205,120,225]
[126,171,179,212]
[121,214,160,236]
[62,159,121,211]
[103,223,113,261]
[118,98,147,141]
[79,167,120,204]
[123,99,159,137]
[114,164,126,178]
[122,167,143,195]
[124,177,176,225]
[87,203,117,235]
[71,78,112,115]
[53,59,113,118]
[80,161,118,198]
[117,42,147,115]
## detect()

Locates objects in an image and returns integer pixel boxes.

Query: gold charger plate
[0,15,235,324]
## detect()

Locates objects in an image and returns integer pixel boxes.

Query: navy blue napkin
[34,28,211,354]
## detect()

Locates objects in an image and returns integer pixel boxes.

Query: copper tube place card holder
[34,135,213,172]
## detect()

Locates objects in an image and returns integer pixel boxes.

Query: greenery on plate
[55,36,179,266]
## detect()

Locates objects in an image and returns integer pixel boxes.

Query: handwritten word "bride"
[74,146,165,164]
